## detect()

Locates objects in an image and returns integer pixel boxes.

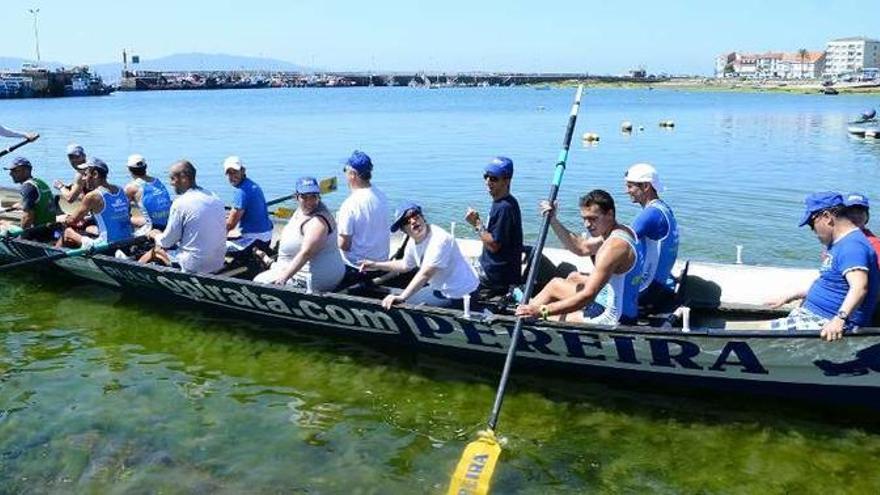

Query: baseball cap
[77,157,109,175]
[127,154,147,168]
[390,201,422,233]
[624,163,665,192]
[295,176,321,195]
[3,156,32,170]
[798,191,843,227]
[484,156,514,178]
[843,192,869,209]
[66,143,85,157]
[223,155,244,172]
[345,150,373,175]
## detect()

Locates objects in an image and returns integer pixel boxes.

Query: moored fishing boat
[1,188,878,409]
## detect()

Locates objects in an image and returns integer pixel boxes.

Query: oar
[447,85,584,495]
[0,221,64,240]
[0,235,148,272]
[0,134,39,160]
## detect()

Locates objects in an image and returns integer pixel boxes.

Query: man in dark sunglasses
[464,156,523,301]
[767,191,880,341]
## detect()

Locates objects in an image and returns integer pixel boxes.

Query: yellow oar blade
[319,176,337,194]
[272,206,295,219]
[447,430,501,495]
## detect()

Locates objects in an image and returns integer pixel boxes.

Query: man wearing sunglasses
[464,156,523,301]
[767,192,880,340]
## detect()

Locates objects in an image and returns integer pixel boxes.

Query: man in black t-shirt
[465,156,524,300]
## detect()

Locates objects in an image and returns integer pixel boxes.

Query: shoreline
[552,78,880,95]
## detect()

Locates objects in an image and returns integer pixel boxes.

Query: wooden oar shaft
[0,135,38,159]
[486,85,584,432]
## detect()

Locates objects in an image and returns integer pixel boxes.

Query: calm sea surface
[2,88,880,493]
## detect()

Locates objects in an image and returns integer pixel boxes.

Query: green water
[1,274,879,494]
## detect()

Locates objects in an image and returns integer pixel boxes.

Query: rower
[0,124,38,142]
[59,158,133,248]
[124,154,172,236]
[3,156,60,242]
[517,189,645,326]
[143,160,226,274]
[223,156,273,252]
[842,192,880,268]
[766,192,879,341]
[53,143,88,204]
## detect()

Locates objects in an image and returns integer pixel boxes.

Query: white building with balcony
[824,36,880,77]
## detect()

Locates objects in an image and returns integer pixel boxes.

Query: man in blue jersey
[623,163,680,313]
[59,158,132,248]
[223,156,273,251]
[124,154,172,236]
[464,156,523,300]
[767,192,880,341]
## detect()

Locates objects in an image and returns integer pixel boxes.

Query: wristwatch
[474,224,485,234]
[539,305,550,320]
[835,310,849,321]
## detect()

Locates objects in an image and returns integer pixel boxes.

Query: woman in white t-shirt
[360,201,479,310]
[254,177,344,292]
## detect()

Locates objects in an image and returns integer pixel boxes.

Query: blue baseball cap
[77,157,109,175]
[798,191,843,227]
[843,192,869,209]
[295,176,321,195]
[3,156,31,170]
[484,156,514,178]
[390,201,422,233]
[345,150,373,176]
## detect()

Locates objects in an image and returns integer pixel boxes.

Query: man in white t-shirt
[336,150,390,287]
[360,202,479,309]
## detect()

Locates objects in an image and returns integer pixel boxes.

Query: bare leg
[529,276,580,307]
[59,227,84,248]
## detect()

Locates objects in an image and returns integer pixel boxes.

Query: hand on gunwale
[765,296,793,309]
[381,294,404,310]
[515,304,540,319]
[272,275,289,286]
[820,317,845,342]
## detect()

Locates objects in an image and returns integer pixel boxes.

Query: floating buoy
[659,120,675,128]
[621,121,633,132]
[582,132,600,142]
[638,125,645,131]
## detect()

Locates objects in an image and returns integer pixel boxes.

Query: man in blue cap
[767,191,879,340]
[59,158,132,248]
[464,156,523,301]
[360,201,478,309]
[337,150,390,288]
[54,143,88,204]
[3,156,60,240]
[842,192,880,268]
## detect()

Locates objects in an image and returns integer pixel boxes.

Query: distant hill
[92,52,311,82]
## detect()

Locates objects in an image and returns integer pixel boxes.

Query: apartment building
[824,37,880,76]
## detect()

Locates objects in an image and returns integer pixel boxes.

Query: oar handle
[0,235,149,272]
[0,221,64,241]
[486,85,584,432]
[0,135,38,159]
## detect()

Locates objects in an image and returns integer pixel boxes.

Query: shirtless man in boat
[53,144,88,204]
[515,189,644,326]
[58,158,133,248]
[767,192,880,341]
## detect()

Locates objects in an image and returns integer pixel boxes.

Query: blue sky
[4,0,878,74]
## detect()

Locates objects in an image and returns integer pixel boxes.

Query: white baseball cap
[625,163,665,192]
[223,155,244,172]
[127,154,147,168]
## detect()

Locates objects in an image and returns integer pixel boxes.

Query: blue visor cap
[484,156,514,178]
[345,150,373,175]
[843,192,869,209]
[3,156,31,170]
[295,176,321,195]
[798,191,843,227]
[390,201,422,233]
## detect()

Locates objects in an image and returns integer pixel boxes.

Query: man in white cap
[222,156,273,251]
[124,154,172,236]
[623,163,680,312]
[53,143,88,203]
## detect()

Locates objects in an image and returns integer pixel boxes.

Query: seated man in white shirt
[360,201,479,310]
[141,160,227,274]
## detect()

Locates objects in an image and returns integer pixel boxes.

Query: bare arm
[540,200,600,256]
[380,265,438,309]
[226,208,244,232]
[20,210,35,229]
[821,270,870,342]
[542,237,627,316]
[338,233,352,252]
[766,287,809,308]
[65,192,97,225]
[465,207,502,254]
[273,220,328,285]
[360,258,409,273]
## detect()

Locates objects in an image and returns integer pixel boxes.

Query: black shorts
[639,280,676,313]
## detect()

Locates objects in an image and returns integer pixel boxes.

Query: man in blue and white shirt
[768,192,880,341]
[223,156,273,251]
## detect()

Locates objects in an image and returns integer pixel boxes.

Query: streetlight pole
[28,8,41,64]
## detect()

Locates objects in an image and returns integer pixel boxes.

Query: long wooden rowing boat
[1,187,878,409]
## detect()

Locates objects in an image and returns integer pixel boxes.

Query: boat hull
[1,237,879,409]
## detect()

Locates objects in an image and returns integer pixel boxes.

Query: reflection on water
[1,275,880,492]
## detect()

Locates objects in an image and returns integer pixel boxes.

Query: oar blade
[272,206,295,219]
[447,430,501,495]
[319,176,337,194]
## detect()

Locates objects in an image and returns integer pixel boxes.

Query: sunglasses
[297,193,319,200]
[483,174,500,183]
[807,210,825,230]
